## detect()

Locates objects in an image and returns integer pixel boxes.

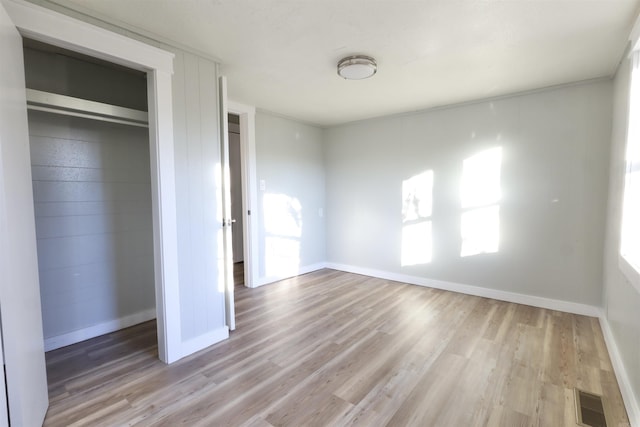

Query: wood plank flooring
[43,269,630,426]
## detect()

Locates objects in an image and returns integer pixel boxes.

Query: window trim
[618,50,640,294]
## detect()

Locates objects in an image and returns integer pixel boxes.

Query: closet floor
[43,269,630,426]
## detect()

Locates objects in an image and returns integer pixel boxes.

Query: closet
[23,39,156,352]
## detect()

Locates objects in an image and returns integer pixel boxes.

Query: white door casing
[0,2,49,425]
[227,100,258,288]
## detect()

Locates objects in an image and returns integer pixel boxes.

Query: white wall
[602,50,640,422]
[325,81,612,307]
[255,112,325,283]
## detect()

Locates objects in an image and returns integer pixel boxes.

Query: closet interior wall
[23,40,156,351]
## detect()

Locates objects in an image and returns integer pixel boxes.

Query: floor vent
[575,388,608,427]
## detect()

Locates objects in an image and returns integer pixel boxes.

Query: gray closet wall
[24,44,155,349]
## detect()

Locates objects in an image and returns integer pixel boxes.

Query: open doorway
[226,102,258,289]
[228,113,245,287]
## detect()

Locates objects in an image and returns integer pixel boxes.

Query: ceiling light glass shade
[337,55,377,80]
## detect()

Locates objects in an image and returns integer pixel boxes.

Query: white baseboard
[179,326,229,359]
[325,263,600,317]
[598,312,640,427]
[44,308,157,351]
[254,262,328,288]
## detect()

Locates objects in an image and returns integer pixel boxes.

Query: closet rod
[25,89,149,128]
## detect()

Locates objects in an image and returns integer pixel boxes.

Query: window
[620,52,640,291]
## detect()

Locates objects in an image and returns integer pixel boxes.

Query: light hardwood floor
[43,269,630,426]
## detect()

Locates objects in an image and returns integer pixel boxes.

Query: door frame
[227,100,258,288]
[3,0,182,363]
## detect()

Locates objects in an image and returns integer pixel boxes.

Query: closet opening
[22,38,159,390]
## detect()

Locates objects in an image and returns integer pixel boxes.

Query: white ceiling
[51,0,640,126]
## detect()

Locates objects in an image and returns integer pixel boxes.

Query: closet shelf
[25,89,149,128]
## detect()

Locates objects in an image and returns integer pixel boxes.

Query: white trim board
[325,263,601,318]
[43,309,157,352]
[227,100,259,289]
[3,0,173,73]
[599,312,640,427]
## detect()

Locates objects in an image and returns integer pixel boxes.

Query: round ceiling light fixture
[337,55,377,80]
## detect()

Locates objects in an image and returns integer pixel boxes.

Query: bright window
[620,53,640,291]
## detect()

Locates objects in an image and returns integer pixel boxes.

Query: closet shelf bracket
[25,89,149,128]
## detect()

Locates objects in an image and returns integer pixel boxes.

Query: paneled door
[0,2,49,426]
[219,76,236,331]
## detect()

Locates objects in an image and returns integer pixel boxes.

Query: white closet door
[0,3,49,426]
[219,76,235,331]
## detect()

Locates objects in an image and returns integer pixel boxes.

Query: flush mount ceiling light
[337,55,377,80]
